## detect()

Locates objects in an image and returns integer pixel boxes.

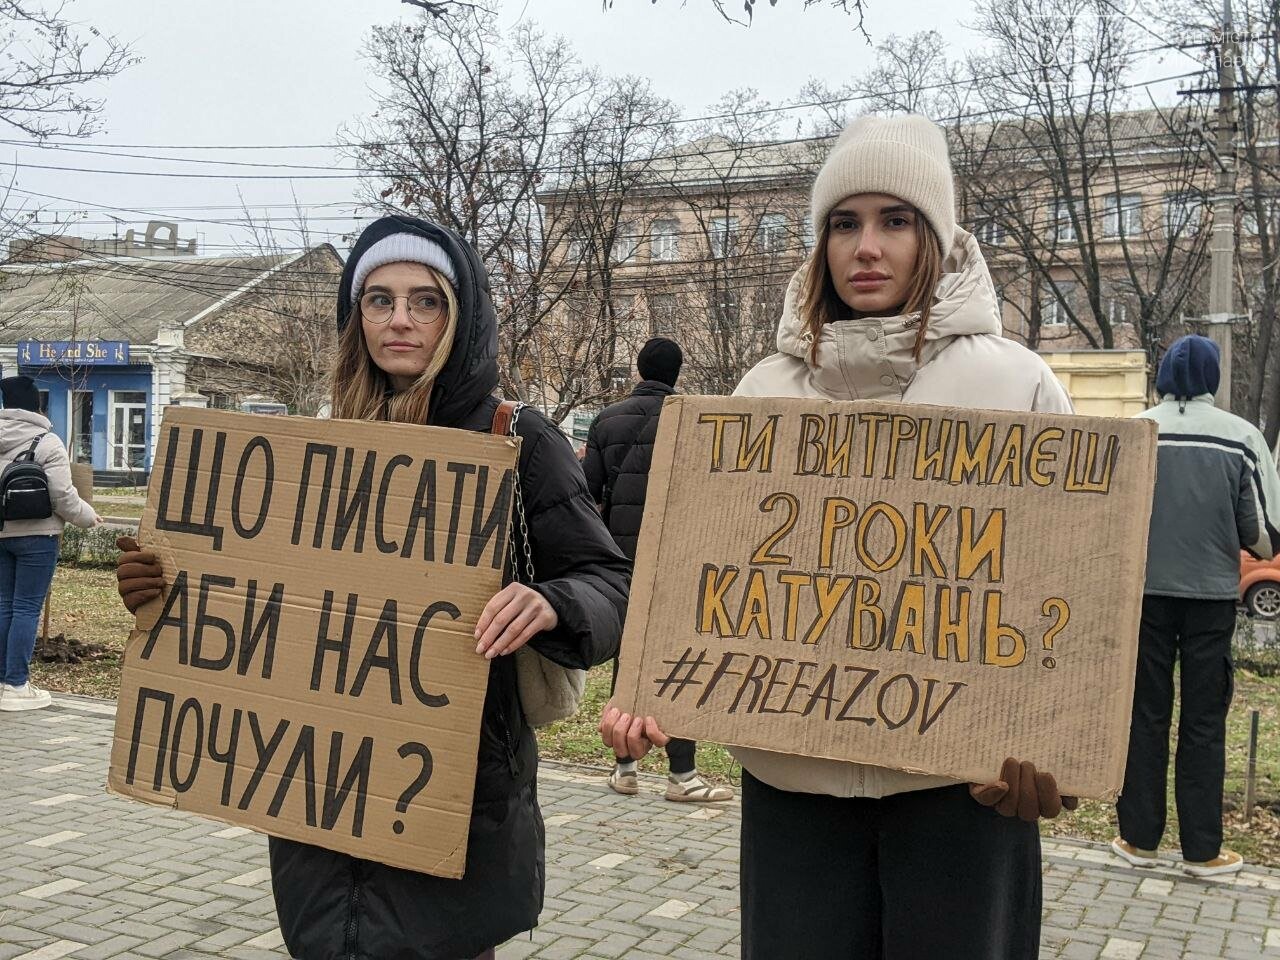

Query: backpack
[0,435,52,529]
[491,400,588,727]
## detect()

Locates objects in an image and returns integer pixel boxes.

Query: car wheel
[1245,582,1280,620]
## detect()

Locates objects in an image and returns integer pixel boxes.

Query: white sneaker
[0,682,53,712]
[665,773,734,803]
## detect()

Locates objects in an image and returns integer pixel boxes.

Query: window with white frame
[649,293,677,337]
[1164,192,1204,236]
[712,289,739,333]
[1242,195,1280,237]
[709,216,739,258]
[1054,202,1077,242]
[611,221,639,264]
[650,219,680,262]
[1106,296,1128,326]
[757,213,789,254]
[1041,280,1077,327]
[609,366,629,394]
[1103,194,1143,238]
[110,390,148,471]
[976,219,1006,245]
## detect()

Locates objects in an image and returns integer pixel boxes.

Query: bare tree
[0,1,134,140]
[538,77,679,415]
[951,0,1210,368]
[348,9,680,421]
[648,90,811,394]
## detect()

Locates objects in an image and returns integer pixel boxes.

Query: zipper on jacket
[344,863,361,960]
[494,699,519,778]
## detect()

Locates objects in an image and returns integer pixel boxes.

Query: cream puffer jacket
[731,227,1074,799]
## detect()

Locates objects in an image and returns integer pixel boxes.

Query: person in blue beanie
[1113,334,1280,876]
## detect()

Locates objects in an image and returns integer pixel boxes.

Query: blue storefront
[10,340,153,481]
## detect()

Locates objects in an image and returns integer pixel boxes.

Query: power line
[0,37,1197,163]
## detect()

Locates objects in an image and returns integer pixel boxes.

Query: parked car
[1241,551,1280,619]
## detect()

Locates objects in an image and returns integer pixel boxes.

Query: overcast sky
[5,0,1209,254]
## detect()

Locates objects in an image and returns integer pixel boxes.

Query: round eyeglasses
[358,290,446,325]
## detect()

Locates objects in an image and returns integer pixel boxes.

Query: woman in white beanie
[115,214,631,960]
[603,114,1076,959]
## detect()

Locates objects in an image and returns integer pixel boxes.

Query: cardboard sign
[613,397,1157,798]
[107,408,517,878]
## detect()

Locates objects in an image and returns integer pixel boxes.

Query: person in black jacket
[114,215,630,960]
[582,338,732,804]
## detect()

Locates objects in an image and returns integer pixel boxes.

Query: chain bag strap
[491,401,587,727]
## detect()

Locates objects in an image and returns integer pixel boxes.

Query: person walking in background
[0,375,99,712]
[583,337,732,803]
[1113,334,1280,877]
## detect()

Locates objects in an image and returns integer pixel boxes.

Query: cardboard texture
[613,397,1157,798]
[107,407,517,878]
[70,463,93,504]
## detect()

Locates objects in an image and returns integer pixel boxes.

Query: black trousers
[1117,594,1236,862]
[609,656,696,774]
[740,772,1041,960]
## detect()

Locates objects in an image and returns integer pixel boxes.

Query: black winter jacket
[582,381,675,560]
[269,215,630,960]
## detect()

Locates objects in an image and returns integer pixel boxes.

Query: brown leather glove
[969,757,1080,821]
[115,535,165,613]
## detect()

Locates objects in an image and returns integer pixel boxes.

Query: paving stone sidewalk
[3,694,1280,959]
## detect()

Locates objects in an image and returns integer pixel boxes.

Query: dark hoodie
[270,215,630,960]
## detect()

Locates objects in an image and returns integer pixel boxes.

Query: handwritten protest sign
[613,397,1157,798]
[107,408,517,878]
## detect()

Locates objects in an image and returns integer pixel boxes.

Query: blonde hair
[329,265,459,424]
[798,209,944,363]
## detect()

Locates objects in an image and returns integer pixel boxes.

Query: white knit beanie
[349,233,458,302]
[810,114,957,252]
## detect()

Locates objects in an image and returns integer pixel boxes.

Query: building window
[712,289,739,333]
[651,219,680,262]
[976,219,1006,246]
[1054,202,1077,242]
[709,216,739,259]
[1164,192,1203,236]
[802,217,816,251]
[1242,195,1280,237]
[1103,194,1143,238]
[71,390,92,464]
[609,366,629,394]
[110,390,147,471]
[1041,281,1077,327]
[1106,296,1128,325]
[757,213,789,254]
[611,222,639,264]
[649,293,678,337]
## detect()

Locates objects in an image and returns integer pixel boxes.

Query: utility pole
[1178,0,1263,410]
[1206,0,1239,410]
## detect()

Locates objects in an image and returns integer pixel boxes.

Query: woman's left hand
[969,757,1080,821]
[474,583,558,659]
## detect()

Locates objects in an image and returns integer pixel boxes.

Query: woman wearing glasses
[115,214,631,960]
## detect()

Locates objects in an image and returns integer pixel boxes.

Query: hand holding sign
[599,704,669,760]
[115,536,165,612]
[969,757,1079,821]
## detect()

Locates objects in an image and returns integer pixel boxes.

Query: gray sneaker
[0,682,52,712]
[607,765,639,796]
